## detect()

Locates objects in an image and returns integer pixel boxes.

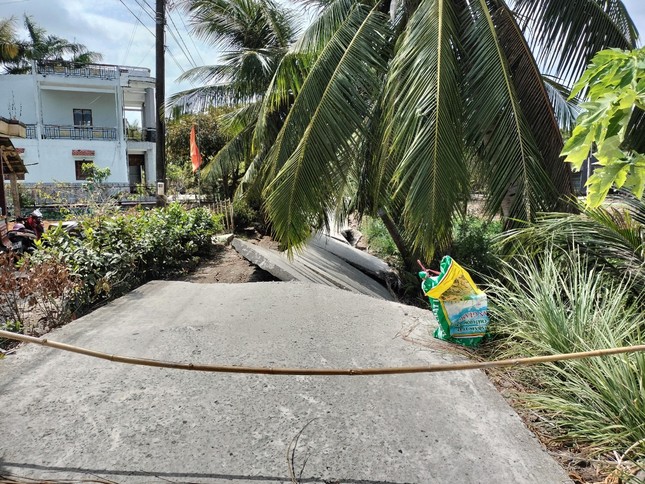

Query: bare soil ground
[182,236,280,284]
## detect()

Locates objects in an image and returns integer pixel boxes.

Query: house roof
[0,137,28,175]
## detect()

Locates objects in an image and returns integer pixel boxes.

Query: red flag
[190,125,202,173]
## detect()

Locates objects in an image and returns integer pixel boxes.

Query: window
[75,159,90,180]
[73,109,92,127]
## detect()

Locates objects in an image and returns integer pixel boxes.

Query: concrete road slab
[309,233,396,283]
[232,239,395,301]
[0,281,570,483]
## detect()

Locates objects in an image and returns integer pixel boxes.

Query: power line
[122,2,143,65]
[166,46,187,74]
[131,0,155,21]
[117,0,154,38]
[167,11,198,68]
[177,8,205,65]
[130,0,197,71]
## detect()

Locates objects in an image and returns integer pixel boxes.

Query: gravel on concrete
[0,281,570,483]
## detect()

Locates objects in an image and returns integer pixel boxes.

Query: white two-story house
[0,61,157,192]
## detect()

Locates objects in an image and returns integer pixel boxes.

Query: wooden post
[10,173,20,217]
[0,146,7,220]
[155,0,166,207]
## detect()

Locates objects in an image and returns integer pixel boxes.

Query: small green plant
[233,198,259,230]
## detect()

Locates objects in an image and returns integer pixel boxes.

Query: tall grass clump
[487,246,645,457]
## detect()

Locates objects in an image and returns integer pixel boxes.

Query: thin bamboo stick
[1,330,644,376]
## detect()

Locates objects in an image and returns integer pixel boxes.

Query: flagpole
[196,123,201,206]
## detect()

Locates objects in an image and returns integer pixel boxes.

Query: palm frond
[491,2,573,204]
[0,17,18,61]
[381,0,466,259]
[291,0,359,54]
[542,74,581,134]
[167,84,254,113]
[263,3,391,254]
[217,101,262,135]
[463,0,556,223]
[202,120,255,179]
[501,195,645,294]
[512,0,638,82]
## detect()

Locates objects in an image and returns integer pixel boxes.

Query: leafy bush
[501,195,645,297]
[233,198,260,230]
[361,215,501,280]
[487,246,645,457]
[34,203,222,312]
[361,216,399,258]
[450,216,501,281]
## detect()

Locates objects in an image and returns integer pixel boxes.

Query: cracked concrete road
[0,281,570,483]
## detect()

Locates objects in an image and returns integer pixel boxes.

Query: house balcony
[39,124,118,141]
[36,61,151,81]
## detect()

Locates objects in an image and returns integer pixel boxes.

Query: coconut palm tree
[0,17,19,63]
[247,0,639,262]
[2,15,102,74]
[169,0,296,192]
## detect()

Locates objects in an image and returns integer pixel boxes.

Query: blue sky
[1,0,645,98]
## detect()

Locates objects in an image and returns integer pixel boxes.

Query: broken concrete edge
[231,238,395,301]
[231,238,297,282]
[310,232,398,283]
[212,233,235,245]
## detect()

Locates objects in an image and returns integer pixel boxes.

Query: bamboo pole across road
[1,330,645,376]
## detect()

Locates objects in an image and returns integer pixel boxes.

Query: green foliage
[362,215,501,280]
[450,217,501,281]
[562,47,645,207]
[487,246,645,456]
[361,216,399,259]
[501,196,645,296]
[232,197,260,230]
[165,110,231,197]
[80,163,114,215]
[1,15,102,74]
[166,110,227,168]
[34,204,222,311]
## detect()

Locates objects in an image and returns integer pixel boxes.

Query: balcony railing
[37,61,119,80]
[126,128,156,142]
[43,125,117,141]
[26,124,37,139]
[35,61,152,81]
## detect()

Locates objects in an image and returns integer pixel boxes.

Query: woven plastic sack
[419,256,489,347]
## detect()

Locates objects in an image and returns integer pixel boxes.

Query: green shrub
[450,216,501,281]
[487,246,645,457]
[361,216,399,258]
[35,203,222,311]
[233,198,260,230]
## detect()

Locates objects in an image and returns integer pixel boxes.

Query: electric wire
[178,7,206,65]
[117,0,155,38]
[168,10,199,68]
[131,0,199,71]
[121,2,143,65]
[118,0,194,77]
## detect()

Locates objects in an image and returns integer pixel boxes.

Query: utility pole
[155,0,166,206]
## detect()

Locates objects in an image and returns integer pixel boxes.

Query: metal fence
[43,125,117,141]
[36,61,119,80]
